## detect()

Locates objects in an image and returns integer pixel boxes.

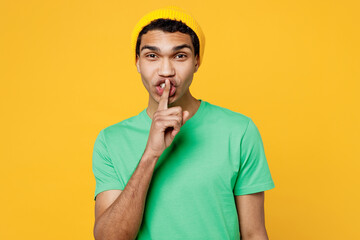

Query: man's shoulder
[204,101,251,126]
[101,110,145,137]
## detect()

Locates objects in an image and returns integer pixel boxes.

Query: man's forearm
[241,231,269,240]
[94,150,159,240]
[242,236,269,240]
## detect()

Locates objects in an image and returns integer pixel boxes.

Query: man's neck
[146,91,201,121]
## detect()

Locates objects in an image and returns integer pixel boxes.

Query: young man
[92,6,275,240]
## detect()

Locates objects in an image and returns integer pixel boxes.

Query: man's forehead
[140,30,193,52]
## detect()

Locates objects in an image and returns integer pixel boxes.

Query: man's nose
[157,58,175,76]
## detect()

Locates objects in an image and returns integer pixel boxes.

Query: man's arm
[93,79,189,240]
[93,150,158,240]
[235,191,269,240]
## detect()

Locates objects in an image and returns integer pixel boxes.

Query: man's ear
[194,55,200,73]
[136,55,140,73]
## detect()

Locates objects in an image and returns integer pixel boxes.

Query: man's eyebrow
[172,44,192,52]
[140,45,160,52]
[140,44,193,53]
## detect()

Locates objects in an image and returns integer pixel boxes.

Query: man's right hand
[145,79,190,158]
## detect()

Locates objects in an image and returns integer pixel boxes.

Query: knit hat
[131,6,205,67]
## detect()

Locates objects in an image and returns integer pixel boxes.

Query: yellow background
[1,0,359,239]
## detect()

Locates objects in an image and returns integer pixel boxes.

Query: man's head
[131,6,205,67]
[135,18,200,65]
[131,6,205,107]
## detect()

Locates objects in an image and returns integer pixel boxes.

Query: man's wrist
[142,149,160,163]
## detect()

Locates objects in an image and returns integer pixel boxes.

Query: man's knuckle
[177,117,182,124]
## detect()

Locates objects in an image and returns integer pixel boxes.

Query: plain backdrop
[1,0,359,239]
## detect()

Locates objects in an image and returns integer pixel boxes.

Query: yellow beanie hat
[131,6,205,67]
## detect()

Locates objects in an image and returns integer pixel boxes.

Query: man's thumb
[182,110,190,126]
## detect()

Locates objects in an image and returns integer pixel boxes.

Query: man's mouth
[156,82,176,97]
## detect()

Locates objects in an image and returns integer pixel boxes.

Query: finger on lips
[158,79,170,110]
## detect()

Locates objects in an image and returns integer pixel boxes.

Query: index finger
[158,79,171,110]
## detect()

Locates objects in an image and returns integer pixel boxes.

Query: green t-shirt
[92,99,275,240]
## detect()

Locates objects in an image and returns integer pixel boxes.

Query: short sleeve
[92,129,124,201]
[233,118,275,195]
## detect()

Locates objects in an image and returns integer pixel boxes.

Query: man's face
[136,30,199,105]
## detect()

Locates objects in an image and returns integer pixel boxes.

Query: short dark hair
[135,18,200,59]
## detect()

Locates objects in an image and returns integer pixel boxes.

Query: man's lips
[156,83,176,97]
[155,79,177,87]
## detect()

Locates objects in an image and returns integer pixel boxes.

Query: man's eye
[176,54,187,59]
[146,54,157,58]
